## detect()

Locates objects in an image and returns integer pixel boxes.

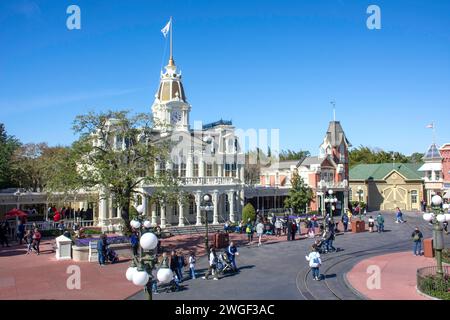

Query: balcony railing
[318,180,348,189]
[179,177,240,185]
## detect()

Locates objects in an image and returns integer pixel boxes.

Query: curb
[415,286,440,301]
[343,272,369,300]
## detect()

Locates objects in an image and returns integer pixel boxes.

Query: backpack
[312,254,320,265]
[413,233,420,241]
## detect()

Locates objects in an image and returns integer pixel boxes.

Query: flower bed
[74,235,130,247]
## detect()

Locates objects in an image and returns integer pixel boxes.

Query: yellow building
[349,163,424,212]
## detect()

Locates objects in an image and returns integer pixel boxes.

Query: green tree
[46,110,181,231]
[284,170,314,213]
[0,123,20,189]
[279,149,310,161]
[409,152,424,164]
[349,146,411,168]
[242,203,256,223]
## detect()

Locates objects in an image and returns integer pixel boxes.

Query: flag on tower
[161,19,171,38]
[426,123,434,129]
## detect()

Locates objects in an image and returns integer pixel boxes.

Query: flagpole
[170,16,173,61]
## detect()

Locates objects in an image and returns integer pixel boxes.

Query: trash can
[214,232,230,249]
[423,238,434,258]
[56,235,72,260]
[351,220,366,233]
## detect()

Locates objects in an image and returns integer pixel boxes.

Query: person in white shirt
[188,252,196,279]
[202,247,218,280]
[256,222,264,246]
[305,247,322,281]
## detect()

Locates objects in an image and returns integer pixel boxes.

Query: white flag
[161,20,171,38]
[426,123,434,129]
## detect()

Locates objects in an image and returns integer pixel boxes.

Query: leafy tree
[349,146,411,168]
[242,203,256,223]
[279,149,310,161]
[408,152,424,164]
[46,110,181,231]
[0,123,20,189]
[284,170,314,213]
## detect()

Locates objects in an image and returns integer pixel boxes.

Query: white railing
[319,181,348,189]
[180,177,239,185]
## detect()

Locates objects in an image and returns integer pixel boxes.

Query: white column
[195,192,202,226]
[228,191,235,223]
[187,154,193,177]
[239,164,245,182]
[240,189,245,221]
[199,157,205,177]
[218,164,223,177]
[142,195,148,217]
[160,203,167,228]
[98,193,109,226]
[178,201,185,227]
[151,203,157,225]
[213,191,219,225]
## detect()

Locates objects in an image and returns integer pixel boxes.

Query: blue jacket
[227,245,237,257]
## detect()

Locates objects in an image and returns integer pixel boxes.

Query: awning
[418,162,442,171]
[5,208,28,219]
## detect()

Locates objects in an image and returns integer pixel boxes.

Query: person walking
[412,227,424,256]
[305,246,322,281]
[130,230,139,259]
[396,207,405,224]
[188,252,196,279]
[25,229,33,254]
[275,219,282,237]
[202,247,219,280]
[0,221,10,247]
[177,251,186,283]
[227,242,239,272]
[368,216,375,233]
[246,221,254,244]
[16,221,25,245]
[31,228,41,255]
[291,220,297,241]
[444,220,449,235]
[256,221,264,246]
[170,251,180,281]
[97,234,107,266]
[306,218,314,238]
[286,219,292,241]
[324,227,336,253]
[376,213,385,233]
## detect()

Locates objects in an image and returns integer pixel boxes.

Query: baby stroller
[106,247,119,264]
[314,239,328,254]
[217,251,234,275]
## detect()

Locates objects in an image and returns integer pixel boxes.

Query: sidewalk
[346,251,438,300]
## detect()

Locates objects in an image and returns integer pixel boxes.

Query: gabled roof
[324,121,352,148]
[350,163,423,181]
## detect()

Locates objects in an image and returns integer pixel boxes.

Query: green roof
[350,163,423,181]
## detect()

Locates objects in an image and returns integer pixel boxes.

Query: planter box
[72,243,132,262]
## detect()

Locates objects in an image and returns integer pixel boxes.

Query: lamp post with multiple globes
[422,195,450,278]
[125,204,172,300]
[324,189,338,217]
[199,194,214,252]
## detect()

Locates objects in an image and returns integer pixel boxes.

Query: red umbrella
[5,208,28,219]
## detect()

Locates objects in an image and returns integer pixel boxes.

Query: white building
[97,55,245,228]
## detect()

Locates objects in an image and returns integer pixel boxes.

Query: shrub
[242,203,256,223]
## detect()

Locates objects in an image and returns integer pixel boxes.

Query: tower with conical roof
[418,143,444,204]
[151,20,191,135]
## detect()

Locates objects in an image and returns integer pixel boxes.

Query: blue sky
[1,0,449,156]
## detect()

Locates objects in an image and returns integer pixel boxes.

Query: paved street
[130,212,450,300]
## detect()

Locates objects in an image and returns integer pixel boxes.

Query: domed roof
[155,58,187,103]
[423,143,441,160]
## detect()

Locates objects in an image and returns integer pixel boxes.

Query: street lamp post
[125,204,161,300]
[324,189,338,218]
[200,194,214,252]
[357,186,364,220]
[422,195,450,278]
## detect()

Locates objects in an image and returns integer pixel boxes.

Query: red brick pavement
[346,251,439,300]
[0,230,308,300]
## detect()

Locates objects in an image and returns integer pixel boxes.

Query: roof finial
[168,16,175,66]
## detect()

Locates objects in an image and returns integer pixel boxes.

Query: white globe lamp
[436,214,446,223]
[328,190,334,196]
[432,195,443,206]
[143,220,152,229]
[130,220,141,229]
[140,232,158,250]
[136,204,144,215]
[423,213,433,222]
[132,270,150,286]
[203,194,211,202]
[126,267,137,281]
[157,268,173,284]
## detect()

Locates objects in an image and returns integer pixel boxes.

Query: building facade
[96,56,245,228]
[349,163,424,212]
[439,143,450,199]
[418,143,444,205]
[249,121,351,216]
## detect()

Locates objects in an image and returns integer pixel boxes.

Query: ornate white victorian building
[97,56,245,228]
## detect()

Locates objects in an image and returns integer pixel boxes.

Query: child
[188,252,196,279]
[368,216,375,233]
[25,229,33,254]
[305,246,322,281]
